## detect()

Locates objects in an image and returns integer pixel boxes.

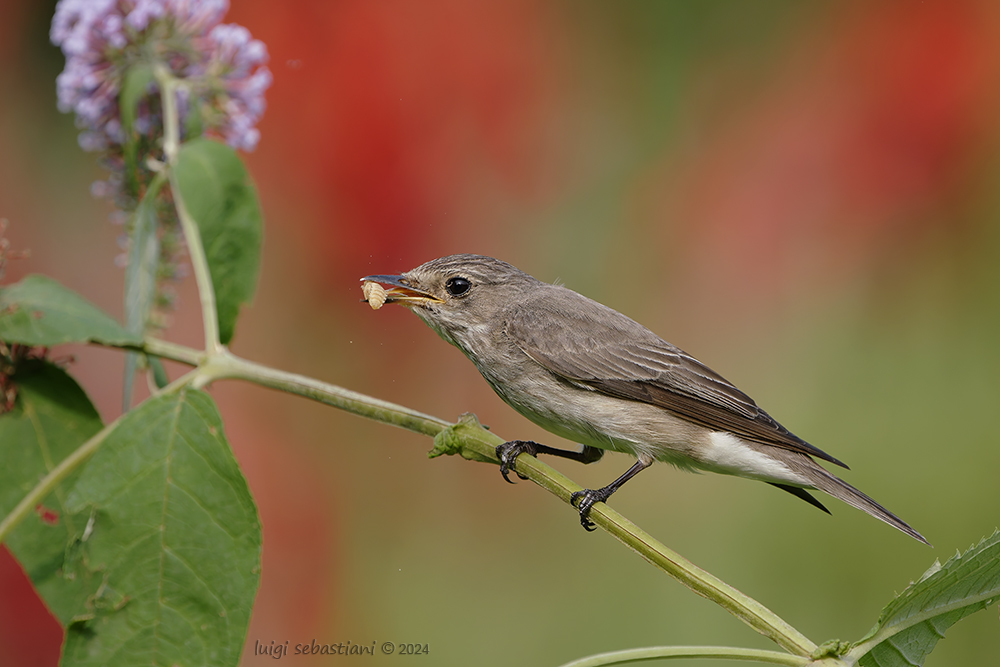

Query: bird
[361,254,927,544]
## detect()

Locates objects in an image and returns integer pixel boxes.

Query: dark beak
[360,274,442,305]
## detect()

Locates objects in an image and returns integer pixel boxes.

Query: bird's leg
[571,458,652,531]
[496,440,604,483]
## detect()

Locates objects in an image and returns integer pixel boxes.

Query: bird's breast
[467,347,708,466]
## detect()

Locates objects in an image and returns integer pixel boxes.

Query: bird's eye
[445,276,472,296]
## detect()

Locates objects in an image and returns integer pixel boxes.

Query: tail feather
[769,483,830,515]
[805,466,929,545]
[753,443,930,545]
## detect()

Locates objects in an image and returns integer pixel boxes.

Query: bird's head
[361,254,541,349]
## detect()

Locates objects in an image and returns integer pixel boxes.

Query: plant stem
[140,338,450,434]
[144,337,205,367]
[199,348,452,437]
[154,64,223,356]
[120,337,818,657]
[557,645,812,667]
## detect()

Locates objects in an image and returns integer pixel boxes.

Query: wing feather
[504,286,847,468]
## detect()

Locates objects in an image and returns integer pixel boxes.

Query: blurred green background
[2,1,999,665]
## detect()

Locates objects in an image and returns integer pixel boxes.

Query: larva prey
[361,280,387,310]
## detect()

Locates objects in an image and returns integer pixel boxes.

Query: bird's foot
[570,487,614,532]
[495,440,540,483]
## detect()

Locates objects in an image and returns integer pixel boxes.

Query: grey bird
[362,254,928,544]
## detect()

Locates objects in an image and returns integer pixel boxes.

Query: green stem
[155,63,180,163]
[144,337,205,367]
[557,645,812,667]
[125,338,817,656]
[199,347,451,437]
[153,64,223,356]
[141,339,450,436]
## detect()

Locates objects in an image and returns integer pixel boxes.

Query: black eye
[445,276,472,296]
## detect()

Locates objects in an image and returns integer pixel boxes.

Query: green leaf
[174,138,263,345]
[61,388,261,667]
[0,361,105,624]
[123,173,166,410]
[0,275,141,348]
[850,531,1000,667]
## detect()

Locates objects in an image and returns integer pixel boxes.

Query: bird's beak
[360,274,443,305]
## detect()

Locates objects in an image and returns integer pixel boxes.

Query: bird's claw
[571,488,610,532]
[496,440,537,483]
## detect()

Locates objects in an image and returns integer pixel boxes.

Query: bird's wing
[504,287,847,468]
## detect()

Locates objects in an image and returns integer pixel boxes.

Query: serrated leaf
[850,531,1000,667]
[123,173,165,410]
[0,361,105,624]
[0,275,141,348]
[174,138,262,345]
[61,388,261,667]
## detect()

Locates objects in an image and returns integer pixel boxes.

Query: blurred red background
[3,1,1000,665]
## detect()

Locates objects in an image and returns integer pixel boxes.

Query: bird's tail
[805,466,929,545]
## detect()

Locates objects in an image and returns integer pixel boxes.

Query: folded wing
[504,286,847,469]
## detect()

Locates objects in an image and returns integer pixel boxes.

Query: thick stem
[141,339,450,436]
[144,337,205,367]
[198,348,451,437]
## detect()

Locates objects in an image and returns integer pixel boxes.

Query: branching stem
[113,337,821,658]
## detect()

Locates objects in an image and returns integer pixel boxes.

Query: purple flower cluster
[51,0,271,153]
[198,23,273,151]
